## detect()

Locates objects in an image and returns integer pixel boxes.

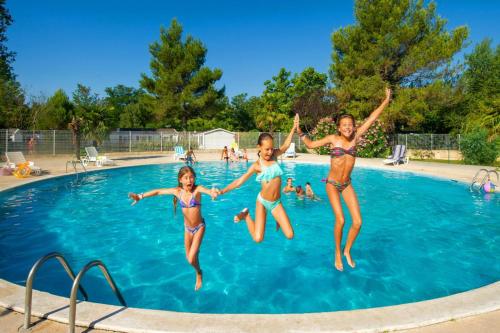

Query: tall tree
[257,68,293,132]
[104,85,146,128]
[460,39,500,138]
[140,19,223,130]
[291,67,335,131]
[0,0,25,128]
[37,89,73,129]
[330,0,468,131]
[69,84,107,159]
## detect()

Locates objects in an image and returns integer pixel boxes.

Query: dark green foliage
[460,39,499,139]
[140,19,223,129]
[37,89,73,129]
[460,128,499,165]
[330,0,468,131]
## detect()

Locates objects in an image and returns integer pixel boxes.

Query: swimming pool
[0,162,498,314]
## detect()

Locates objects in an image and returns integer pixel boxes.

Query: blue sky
[6,0,500,101]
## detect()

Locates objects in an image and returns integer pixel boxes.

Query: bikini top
[330,146,357,158]
[177,190,201,208]
[255,158,283,183]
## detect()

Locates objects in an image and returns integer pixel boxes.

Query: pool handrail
[69,260,126,333]
[24,252,89,329]
[470,169,499,192]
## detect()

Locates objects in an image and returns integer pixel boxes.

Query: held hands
[210,187,221,200]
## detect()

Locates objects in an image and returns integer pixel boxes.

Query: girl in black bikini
[297,87,391,271]
[128,166,218,290]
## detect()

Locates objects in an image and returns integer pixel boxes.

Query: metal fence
[390,133,461,150]
[0,129,304,156]
[0,129,461,157]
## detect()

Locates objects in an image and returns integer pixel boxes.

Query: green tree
[257,68,293,132]
[37,89,73,129]
[330,0,468,131]
[0,0,25,128]
[140,19,223,129]
[104,85,147,128]
[69,84,108,159]
[291,67,335,131]
[460,39,499,139]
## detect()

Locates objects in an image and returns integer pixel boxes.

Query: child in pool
[185,149,196,165]
[282,177,296,193]
[305,182,319,199]
[128,166,218,290]
[295,185,305,197]
[219,114,299,242]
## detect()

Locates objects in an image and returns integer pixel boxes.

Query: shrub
[460,128,499,165]
[310,117,336,155]
[357,120,390,158]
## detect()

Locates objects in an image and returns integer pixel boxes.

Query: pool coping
[1,156,499,332]
[1,279,499,332]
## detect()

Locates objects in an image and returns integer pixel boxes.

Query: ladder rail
[69,260,126,333]
[23,252,88,329]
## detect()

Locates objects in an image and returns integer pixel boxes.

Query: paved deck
[0,151,498,332]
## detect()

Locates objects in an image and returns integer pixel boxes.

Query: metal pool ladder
[23,252,127,333]
[470,169,499,192]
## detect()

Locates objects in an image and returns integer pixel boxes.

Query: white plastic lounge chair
[398,145,409,165]
[83,147,115,167]
[383,145,409,165]
[383,145,402,165]
[173,146,187,161]
[5,151,42,175]
[284,142,297,158]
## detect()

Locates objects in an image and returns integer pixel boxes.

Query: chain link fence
[0,129,459,157]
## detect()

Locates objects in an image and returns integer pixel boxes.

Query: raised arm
[219,163,257,195]
[355,87,391,139]
[296,113,336,149]
[276,114,299,156]
[195,185,218,200]
[128,188,178,206]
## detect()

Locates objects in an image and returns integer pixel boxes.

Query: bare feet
[234,208,249,223]
[334,252,344,271]
[195,270,203,291]
[343,250,356,268]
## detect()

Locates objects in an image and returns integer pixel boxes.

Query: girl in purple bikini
[128,166,218,290]
[297,87,391,271]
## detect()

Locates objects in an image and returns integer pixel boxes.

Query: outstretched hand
[128,192,140,206]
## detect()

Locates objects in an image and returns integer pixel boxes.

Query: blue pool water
[0,162,499,314]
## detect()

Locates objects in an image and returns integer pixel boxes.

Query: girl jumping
[128,166,218,290]
[219,115,299,242]
[297,88,391,271]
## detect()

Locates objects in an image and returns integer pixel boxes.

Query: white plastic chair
[284,142,297,158]
[173,146,186,161]
[5,151,42,175]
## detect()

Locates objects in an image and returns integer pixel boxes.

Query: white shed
[201,128,235,149]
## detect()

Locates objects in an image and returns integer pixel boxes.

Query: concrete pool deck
[0,151,499,332]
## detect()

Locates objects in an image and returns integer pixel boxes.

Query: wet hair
[287,177,292,181]
[173,165,197,215]
[257,133,274,157]
[296,185,303,194]
[306,182,310,186]
[336,114,356,139]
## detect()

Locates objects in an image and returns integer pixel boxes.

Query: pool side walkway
[0,151,498,332]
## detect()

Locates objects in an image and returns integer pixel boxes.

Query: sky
[5,0,500,101]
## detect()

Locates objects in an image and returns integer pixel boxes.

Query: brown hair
[257,133,274,157]
[336,114,356,139]
[173,166,197,215]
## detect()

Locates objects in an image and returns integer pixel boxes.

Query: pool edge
[1,279,499,332]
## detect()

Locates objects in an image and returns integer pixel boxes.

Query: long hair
[173,165,197,215]
[336,114,356,140]
[257,133,274,157]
